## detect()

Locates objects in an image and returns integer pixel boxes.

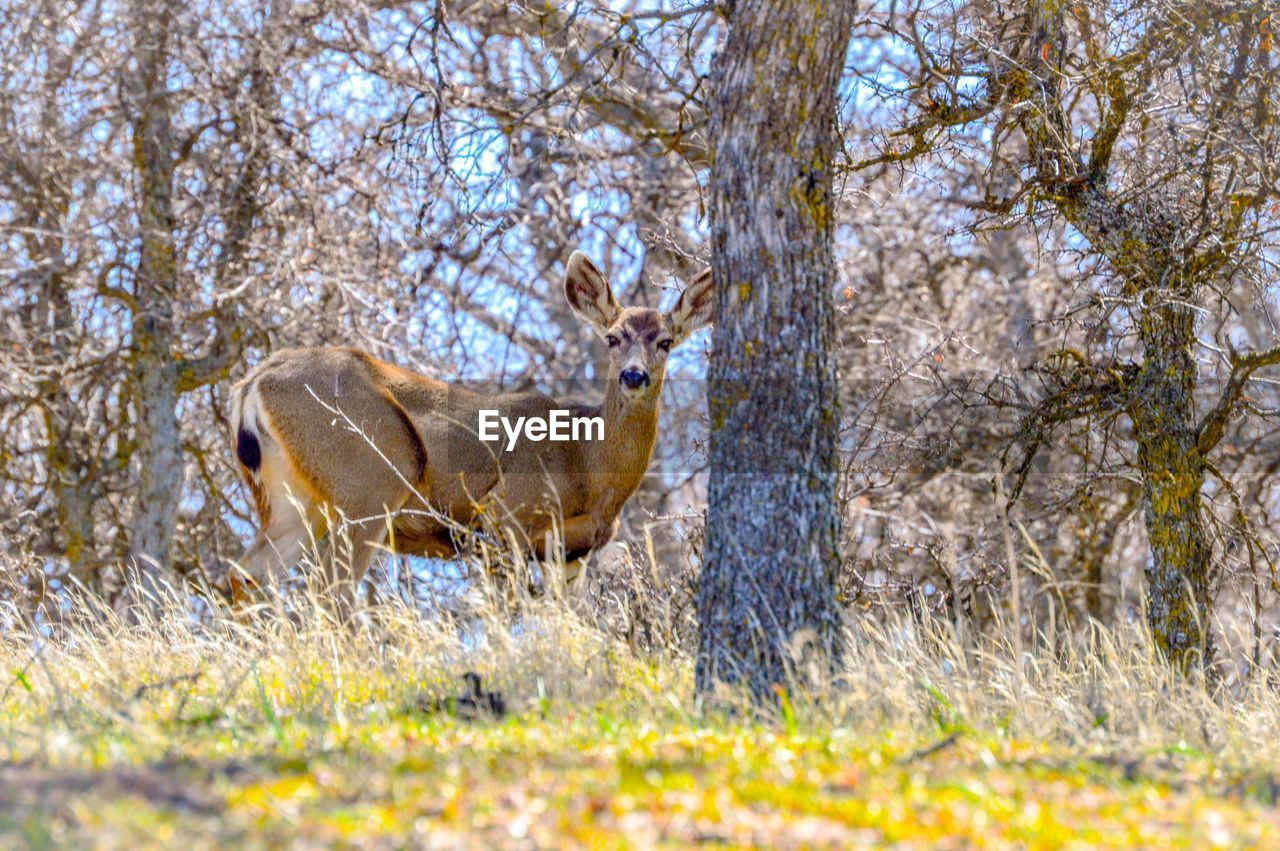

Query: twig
[898,731,962,764]
[132,671,203,702]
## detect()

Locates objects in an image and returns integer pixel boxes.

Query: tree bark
[697,0,855,702]
[1129,300,1213,670]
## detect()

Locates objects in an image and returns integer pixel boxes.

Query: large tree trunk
[696,0,854,702]
[124,0,182,596]
[1129,299,1214,670]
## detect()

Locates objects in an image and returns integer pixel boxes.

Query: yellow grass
[3,576,1280,848]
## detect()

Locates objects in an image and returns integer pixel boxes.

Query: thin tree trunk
[1019,1,1216,673]
[116,0,273,599]
[42,390,96,575]
[697,0,855,703]
[31,239,97,575]
[1129,299,1214,670]
[124,0,182,596]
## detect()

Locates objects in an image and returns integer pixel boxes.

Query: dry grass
[3,565,1280,848]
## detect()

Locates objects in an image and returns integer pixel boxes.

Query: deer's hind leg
[318,496,410,621]
[233,516,310,604]
[230,435,324,603]
[237,352,430,614]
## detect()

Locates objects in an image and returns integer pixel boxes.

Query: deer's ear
[666,267,714,344]
[563,251,620,334]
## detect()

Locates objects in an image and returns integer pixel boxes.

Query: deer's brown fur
[228,252,712,601]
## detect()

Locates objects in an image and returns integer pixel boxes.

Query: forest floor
[3,595,1280,848]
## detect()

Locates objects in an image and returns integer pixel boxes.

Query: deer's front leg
[539,513,620,589]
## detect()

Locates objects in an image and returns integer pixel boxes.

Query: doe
[228,252,712,603]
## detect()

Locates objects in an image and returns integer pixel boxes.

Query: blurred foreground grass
[3,592,1280,848]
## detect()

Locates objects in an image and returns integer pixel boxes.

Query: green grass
[3,593,1280,848]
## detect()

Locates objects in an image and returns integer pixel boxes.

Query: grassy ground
[3,594,1280,849]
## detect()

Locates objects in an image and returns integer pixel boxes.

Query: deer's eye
[657,339,674,353]
[606,335,620,348]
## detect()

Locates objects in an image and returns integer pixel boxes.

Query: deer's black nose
[620,368,650,390]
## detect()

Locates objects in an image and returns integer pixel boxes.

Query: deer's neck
[588,382,660,507]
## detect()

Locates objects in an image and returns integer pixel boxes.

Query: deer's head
[564,252,713,403]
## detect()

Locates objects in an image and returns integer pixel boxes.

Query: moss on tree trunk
[1129,300,1214,671]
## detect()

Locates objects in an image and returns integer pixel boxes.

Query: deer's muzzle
[620,368,650,390]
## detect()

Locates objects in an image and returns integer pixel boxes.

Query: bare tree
[854,0,1279,670]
